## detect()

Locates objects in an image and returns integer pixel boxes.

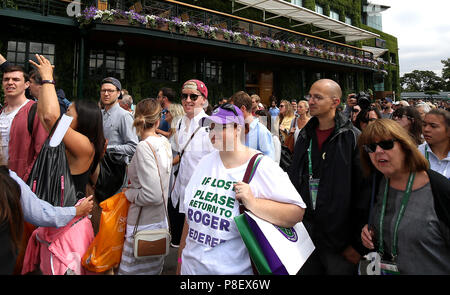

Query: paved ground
[161,245,178,275]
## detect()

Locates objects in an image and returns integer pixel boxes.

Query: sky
[373,0,450,77]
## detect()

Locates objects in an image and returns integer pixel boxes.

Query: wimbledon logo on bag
[274,225,298,242]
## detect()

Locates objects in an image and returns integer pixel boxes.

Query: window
[6,40,55,67]
[290,0,302,7]
[151,56,178,82]
[315,5,323,15]
[197,59,223,84]
[89,50,125,79]
[345,16,352,25]
[330,10,339,21]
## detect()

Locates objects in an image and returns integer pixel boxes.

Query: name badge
[380,260,400,275]
[309,178,320,210]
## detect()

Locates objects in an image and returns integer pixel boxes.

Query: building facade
[0,0,400,105]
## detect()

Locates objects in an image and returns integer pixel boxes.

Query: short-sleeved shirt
[181,151,306,275]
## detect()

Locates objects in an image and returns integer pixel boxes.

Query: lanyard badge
[307,139,320,210]
[376,173,415,275]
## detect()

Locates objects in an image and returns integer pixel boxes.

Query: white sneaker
[170,242,180,248]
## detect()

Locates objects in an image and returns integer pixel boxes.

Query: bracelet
[41,79,55,85]
[178,257,182,263]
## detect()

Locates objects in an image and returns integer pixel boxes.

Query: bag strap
[27,102,37,135]
[178,125,202,161]
[169,125,202,197]
[239,153,263,214]
[133,140,171,237]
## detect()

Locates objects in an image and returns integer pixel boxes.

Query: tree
[400,70,445,92]
[441,58,450,90]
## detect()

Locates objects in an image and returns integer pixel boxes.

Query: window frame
[88,49,126,80]
[150,55,179,82]
[6,40,56,70]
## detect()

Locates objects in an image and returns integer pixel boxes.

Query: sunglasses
[220,103,238,116]
[363,139,396,153]
[181,93,201,101]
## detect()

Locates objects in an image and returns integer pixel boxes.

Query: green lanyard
[308,139,313,179]
[378,173,415,261]
[425,145,430,162]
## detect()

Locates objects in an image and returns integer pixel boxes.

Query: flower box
[158,22,169,31]
[112,18,129,26]
[215,32,226,41]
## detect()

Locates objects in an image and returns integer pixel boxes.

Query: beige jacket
[125,135,173,226]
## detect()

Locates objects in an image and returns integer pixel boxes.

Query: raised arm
[29,54,60,132]
[29,55,93,168]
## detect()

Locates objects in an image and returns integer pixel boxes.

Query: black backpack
[26,118,78,207]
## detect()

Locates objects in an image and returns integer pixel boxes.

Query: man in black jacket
[288,79,370,275]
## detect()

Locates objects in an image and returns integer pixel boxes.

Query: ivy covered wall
[360,24,401,96]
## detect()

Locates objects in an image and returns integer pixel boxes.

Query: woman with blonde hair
[289,100,311,145]
[278,100,295,143]
[359,119,450,275]
[118,98,173,275]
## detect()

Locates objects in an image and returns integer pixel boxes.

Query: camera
[350,91,371,110]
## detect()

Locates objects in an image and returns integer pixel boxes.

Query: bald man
[288,79,370,275]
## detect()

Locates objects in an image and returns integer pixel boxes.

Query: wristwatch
[41,79,55,85]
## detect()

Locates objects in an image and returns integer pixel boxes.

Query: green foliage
[400,70,445,92]
[441,58,450,90]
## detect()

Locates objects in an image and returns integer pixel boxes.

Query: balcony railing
[0,0,91,17]
[2,0,387,71]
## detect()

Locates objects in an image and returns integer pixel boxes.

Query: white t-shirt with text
[181,150,306,275]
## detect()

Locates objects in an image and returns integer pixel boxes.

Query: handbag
[27,117,78,206]
[234,153,315,275]
[95,150,127,202]
[133,140,171,259]
[284,132,295,153]
[82,192,130,272]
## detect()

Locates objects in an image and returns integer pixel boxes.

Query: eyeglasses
[100,89,118,94]
[363,139,396,153]
[280,105,285,108]
[352,108,361,113]
[305,94,326,102]
[181,93,201,101]
[220,103,238,116]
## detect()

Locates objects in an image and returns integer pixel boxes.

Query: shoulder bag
[133,140,171,259]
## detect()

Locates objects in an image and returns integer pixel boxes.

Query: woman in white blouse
[118,98,173,275]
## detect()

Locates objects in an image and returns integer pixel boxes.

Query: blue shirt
[245,117,275,160]
[268,107,280,117]
[419,142,450,179]
[159,108,170,132]
[102,102,139,164]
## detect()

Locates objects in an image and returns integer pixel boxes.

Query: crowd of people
[0,52,449,275]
